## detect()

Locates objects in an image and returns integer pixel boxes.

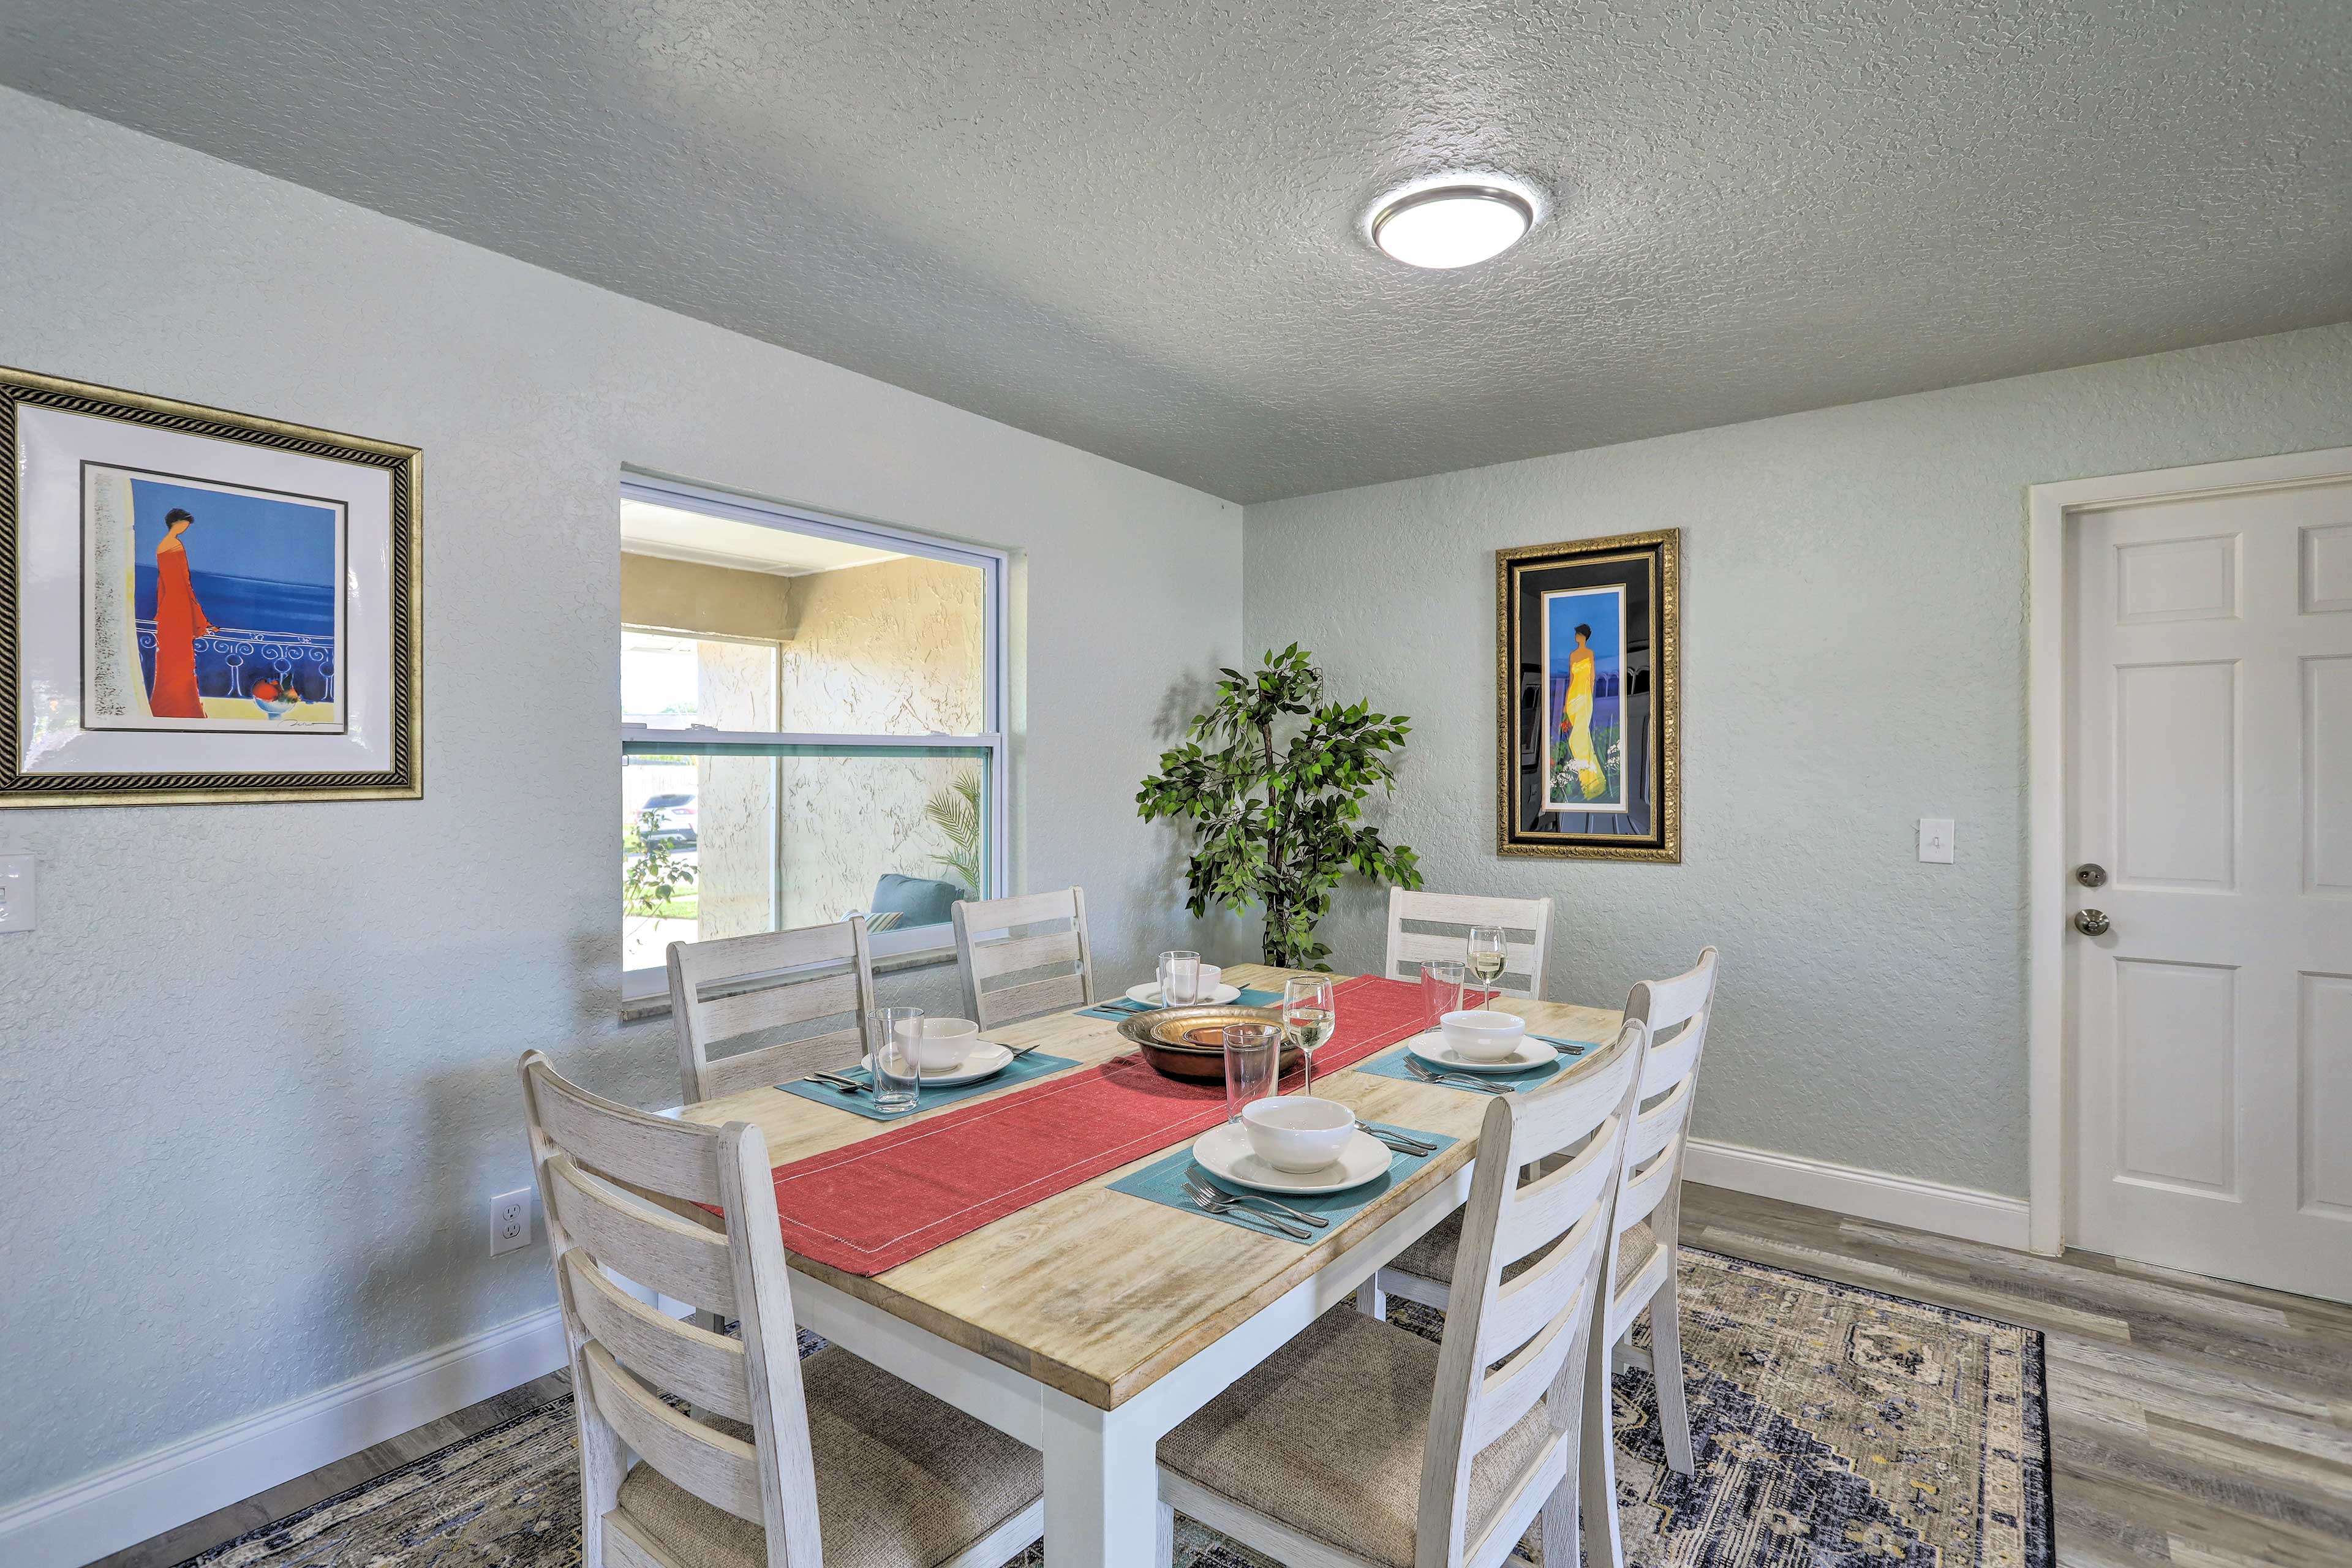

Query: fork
[1185,1183,1310,1238]
[1403,1057,1514,1094]
[1186,1172,1327,1229]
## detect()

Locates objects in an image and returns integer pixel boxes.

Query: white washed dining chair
[950,886,1095,1028]
[1152,1019,1649,1568]
[1384,889,1556,1000]
[1374,947,1720,1568]
[516,1050,1045,1568]
[667,918,879,1106]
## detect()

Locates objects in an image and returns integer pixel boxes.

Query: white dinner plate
[1190,1122,1392,1196]
[863,1042,1015,1086]
[1403,1030,1558,1075]
[1126,981,1243,1007]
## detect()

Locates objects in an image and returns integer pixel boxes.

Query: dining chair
[668,917,879,1106]
[1384,889,1556,1000]
[516,1050,1045,1568]
[1152,1018,1649,1568]
[1371,947,1720,1568]
[949,886,1095,1028]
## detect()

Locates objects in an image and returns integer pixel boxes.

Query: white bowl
[1240,1095,1355,1173]
[1440,1009,1526,1063]
[1196,963,1222,990]
[908,1016,980,1071]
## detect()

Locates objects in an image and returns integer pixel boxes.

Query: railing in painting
[136,622,336,703]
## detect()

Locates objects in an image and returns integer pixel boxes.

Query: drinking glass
[1281,975,1336,1095]
[1466,926,1508,1000]
[869,1006,924,1115]
[1221,1022,1278,1123]
[1158,949,1202,1007]
[1420,959,1466,1027]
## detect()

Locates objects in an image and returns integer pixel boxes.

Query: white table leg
[1041,1384,1166,1565]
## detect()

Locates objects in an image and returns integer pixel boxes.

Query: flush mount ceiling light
[1369,179,1537,269]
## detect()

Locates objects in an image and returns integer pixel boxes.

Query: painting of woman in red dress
[147,507,218,718]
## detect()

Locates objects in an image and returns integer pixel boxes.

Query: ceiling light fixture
[1369,180,1537,270]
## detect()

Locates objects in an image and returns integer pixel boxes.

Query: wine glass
[1281,976,1336,1094]
[1466,926,1508,1002]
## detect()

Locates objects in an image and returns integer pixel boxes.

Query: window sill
[619,943,960,1023]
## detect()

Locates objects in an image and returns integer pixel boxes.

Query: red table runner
[767,973,1450,1275]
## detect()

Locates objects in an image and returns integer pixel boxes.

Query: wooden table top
[676,962,1623,1410]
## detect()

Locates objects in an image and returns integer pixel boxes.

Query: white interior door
[2067,475,2352,1304]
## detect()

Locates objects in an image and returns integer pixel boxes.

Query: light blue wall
[0,87,1240,1514]
[1243,322,2352,1197]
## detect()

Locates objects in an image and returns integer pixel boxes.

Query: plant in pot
[1137,644,1422,969]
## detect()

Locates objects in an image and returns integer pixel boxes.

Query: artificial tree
[1137,644,1422,968]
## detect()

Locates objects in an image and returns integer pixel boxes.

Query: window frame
[619,474,1009,1000]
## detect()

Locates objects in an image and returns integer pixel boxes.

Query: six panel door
[2068,477,2352,1304]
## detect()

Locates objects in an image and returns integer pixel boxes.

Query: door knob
[2073,909,2111,937]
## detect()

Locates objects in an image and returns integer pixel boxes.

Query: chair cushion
[1393,1208,1660,1304]
[869,873,964,930]
[1157,1305,1556,1567]
[612,1346,1040,1568]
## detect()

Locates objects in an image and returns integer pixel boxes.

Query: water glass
[870,1006,924,1115]
[1221,1022,1278,1122]
[1466,926,1508,998]
[1159,949,1202,1006]
[1281,975,1336,1095]
[1420,959,1466,1027]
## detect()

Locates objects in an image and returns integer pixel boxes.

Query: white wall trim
[2024,443,2352,1260]
[0,1306,567,1568]
[1684,1137,2033,1251]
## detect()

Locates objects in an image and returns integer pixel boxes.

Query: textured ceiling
[5,2,2348,503]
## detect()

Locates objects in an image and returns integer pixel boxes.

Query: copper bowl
[1115,1004,1300,1082]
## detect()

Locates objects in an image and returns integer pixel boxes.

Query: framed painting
[2,365,421,807]
[1496,529,1679,861]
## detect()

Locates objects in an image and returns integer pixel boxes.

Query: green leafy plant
[1137,644,1422,968]
[926,767,984,895]
[624,807,698,918]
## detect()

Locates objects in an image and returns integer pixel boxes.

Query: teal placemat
[1077,987,1279,1025]
[1075,986,1282,1022]
[1107,1121,1456,1242]
[775,1049,1081,1121]
[1355,1033,1600,1093]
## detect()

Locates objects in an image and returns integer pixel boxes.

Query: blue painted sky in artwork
[130,477,337,587]
[1545,587,1622,679]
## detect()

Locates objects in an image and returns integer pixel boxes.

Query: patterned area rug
[176,1250,2049,1567]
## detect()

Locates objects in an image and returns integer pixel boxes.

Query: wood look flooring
[89,1188,2351,1568]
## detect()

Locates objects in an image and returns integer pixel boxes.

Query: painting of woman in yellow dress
[1543,586,1624,812]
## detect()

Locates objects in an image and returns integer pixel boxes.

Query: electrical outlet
[489,1189,535,1257]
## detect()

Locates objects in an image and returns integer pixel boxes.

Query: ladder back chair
[1152,1020,1649,1568]
[1384,889,1556,1000]
[516,1050,1044,1568]
[949,886,1094,1028]
[1371,947,1719,1568]
[668,917,878,1106]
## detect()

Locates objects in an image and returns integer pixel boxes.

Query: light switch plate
[0,856,32,931]
[1918,818,1955,865]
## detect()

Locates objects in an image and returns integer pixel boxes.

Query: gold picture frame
[1495,528,1679,861]
[1,364,421,807]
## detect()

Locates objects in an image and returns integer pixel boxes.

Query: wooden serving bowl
[1115,1004,1300,1083]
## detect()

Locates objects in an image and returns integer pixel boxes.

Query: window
[620,477,1005,998]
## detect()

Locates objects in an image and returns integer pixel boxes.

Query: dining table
[673,960,1623,1565]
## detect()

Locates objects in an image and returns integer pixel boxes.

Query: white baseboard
[1684,1138,2034,1251]
[0,1306,567,1568]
